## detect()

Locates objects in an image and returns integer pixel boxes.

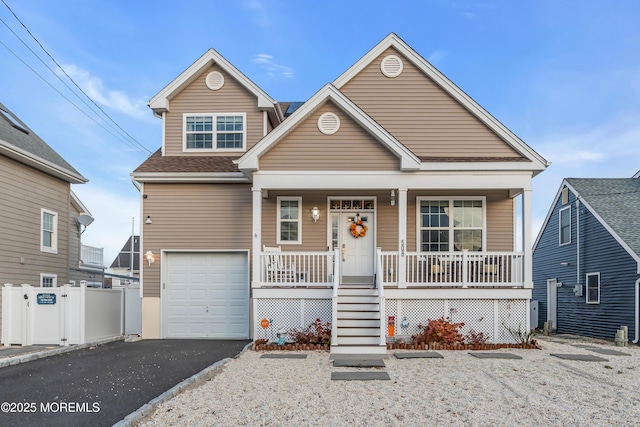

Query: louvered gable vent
[380,54,403,78]
[205,71,225,90]
[318,112,340,135]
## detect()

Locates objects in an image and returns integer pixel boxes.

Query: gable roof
[333,33,548,174]
[235,84,421,174]
[0,102,86,184]
[147,48,283,123]
[534,177,640,267]
[110,235,140,270]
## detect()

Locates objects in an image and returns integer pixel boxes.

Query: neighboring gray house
[532,174,640,344]
[0,101,89,332]
[109,235,140,287]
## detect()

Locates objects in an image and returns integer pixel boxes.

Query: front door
[329,198,375,285]
[547,279,558,331]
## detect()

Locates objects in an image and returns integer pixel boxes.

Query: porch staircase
[331,285,387,355]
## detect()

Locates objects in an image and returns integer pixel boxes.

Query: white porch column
[522,189,533,288]
[252,187,263,288]
[397,188,408,288]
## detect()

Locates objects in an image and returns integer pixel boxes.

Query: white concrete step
[336,336,381,345]
[337,296,378,304]
[336,319,381,328]
[338,288,379,296]
[337,303,379,311]
[338,327,380,337]
[337,311,381,320]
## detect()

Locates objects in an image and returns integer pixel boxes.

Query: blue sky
[1,1,639,266]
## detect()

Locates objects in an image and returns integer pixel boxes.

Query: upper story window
[41,208,58,253]
[277,197,302,244]
[183,113,246,152]
[586,272,600,304]
[418,198,485,252]
[559,206,571,245]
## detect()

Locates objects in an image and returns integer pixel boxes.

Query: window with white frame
[277,197,302,244]
[41,209,58,253]
[559,206,571,245]
[586,273,600,304]
[183,113,246,151]
[418,198,485,252]
[40,273,57,287]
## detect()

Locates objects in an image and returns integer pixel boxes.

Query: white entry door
[334,211,375,284]
[547,279,558,330]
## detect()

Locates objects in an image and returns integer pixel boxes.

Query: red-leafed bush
[465,329,490,345]
[412,317,465,345]
[288,318,331,345]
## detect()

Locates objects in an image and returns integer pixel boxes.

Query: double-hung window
[277,197,302,244]
[183,113,246,151]
[559,206,571,245]
[40,274,57,287]
[41,209,58,253]
[418,198,485,252]
[586,273,600,304]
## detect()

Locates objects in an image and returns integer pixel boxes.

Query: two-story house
[132,33,548,354]
[0,101,90,334]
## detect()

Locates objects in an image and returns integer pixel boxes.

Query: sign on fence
[37,293,56,305]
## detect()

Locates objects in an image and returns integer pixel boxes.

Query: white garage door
[164,252,249,339]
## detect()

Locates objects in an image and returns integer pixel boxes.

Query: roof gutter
[130,174,141,191]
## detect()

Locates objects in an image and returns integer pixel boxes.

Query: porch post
[522,188,533,288]
[251,187,262,289]
[397,188,408,288]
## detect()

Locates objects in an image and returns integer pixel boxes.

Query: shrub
[288,318,331,345]
[464,329,490,345]
[412,317,465,345]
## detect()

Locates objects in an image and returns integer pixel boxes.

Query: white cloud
[61,64,149,120]
[253,54,294,78]
[243,0,272,28]
[428,50,446,65]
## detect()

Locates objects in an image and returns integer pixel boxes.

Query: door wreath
[350,217,368,238]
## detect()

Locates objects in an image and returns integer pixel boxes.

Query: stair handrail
[376,247,386,347]
[331,248,340,347]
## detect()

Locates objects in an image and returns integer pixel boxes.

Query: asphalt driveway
[0,339,249,427]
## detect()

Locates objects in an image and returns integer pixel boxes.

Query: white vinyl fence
[2,283,123,346]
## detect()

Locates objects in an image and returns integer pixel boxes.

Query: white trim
[546,278,557,329]
[40,273,58,287]
[263,111,268,137]
[252,187,262,288]
[384,288,532,300]
[235,84,421,173]
[277,196,303,245]
[559,205,571,246]
[332,33,549,173]
[585,272,600,304]
[533,181,567,252]
[70,190,92,216]
[415,196,487,252]
[182,112,246,152]
[40,208,58,254]
[161,111,166,156]
[132,172,249,183]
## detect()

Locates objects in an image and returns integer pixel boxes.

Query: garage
[163,252,249,339]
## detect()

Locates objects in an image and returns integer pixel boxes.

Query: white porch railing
[260,251,335,287]
[391,250,524,288]
[81,245,104,268]
[375,248,386,346]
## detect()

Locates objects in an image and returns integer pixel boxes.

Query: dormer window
[183,113,246,152]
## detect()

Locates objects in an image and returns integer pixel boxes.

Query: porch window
[40,273,57,287]
[586,272,600,304]
[418,198,485,252]
[41,209,58,253]
[559,206,571,245]
[183,113,246,151]
[277,197,302,244]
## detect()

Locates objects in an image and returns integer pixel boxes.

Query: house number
[401,240,405,257]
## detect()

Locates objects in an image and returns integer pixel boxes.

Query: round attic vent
[205,71,224,90]
[380,55,403,78]
[318,112,340,135]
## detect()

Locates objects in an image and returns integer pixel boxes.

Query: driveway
[0,339,249,427]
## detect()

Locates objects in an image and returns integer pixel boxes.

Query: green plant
[288,318,331,345]
[465,329,490,345]
[503,322,536,345]
[412,317,465,345]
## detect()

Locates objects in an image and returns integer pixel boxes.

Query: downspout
[130,175,141,191]
[634,278,640,344]
[576,197,580,288]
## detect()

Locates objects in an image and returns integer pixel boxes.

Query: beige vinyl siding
[259,101,399,171]
[341,47,524,159]
[141,183,252,298]
[164,64,264,156]
[0,155,70,286]
[407,190,514,252]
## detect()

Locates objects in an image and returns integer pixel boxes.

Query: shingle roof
[0,101,86,183]
[110,235,140,270]
[133,149,240,173]
[566,177,640,258]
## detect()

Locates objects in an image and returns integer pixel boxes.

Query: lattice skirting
[254,297,528,344]
[385,299,529,344]
[255,298,331,342]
